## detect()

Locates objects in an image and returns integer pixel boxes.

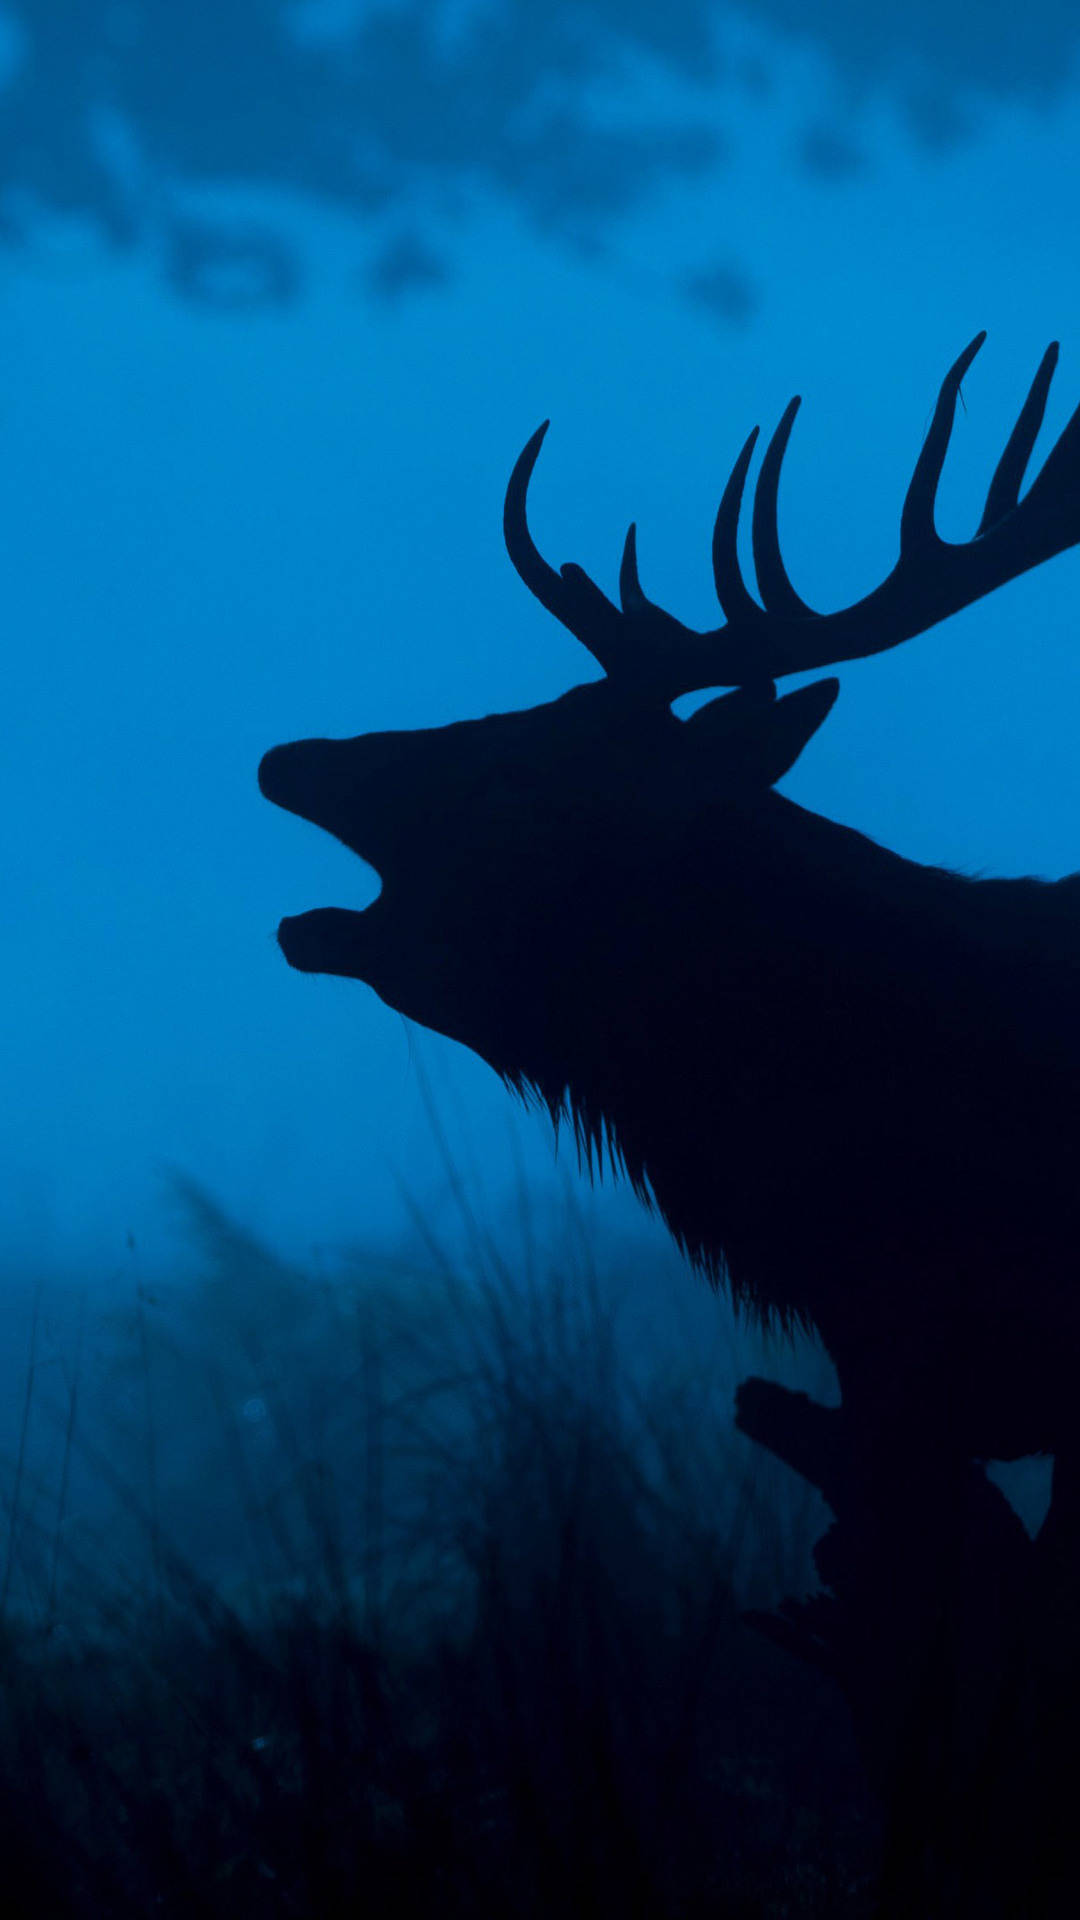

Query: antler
[504,334,1080,701]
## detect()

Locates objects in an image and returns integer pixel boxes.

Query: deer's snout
[258,737,368,842]
[259,740,328,816]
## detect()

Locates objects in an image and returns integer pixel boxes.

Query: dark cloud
[0,1,1076,318]
[748,0,1080,106]
[798,124,866,182]
[682,260,759,326]
[163,214,301,308]
[0,1,722,309]
[367,227,450,300]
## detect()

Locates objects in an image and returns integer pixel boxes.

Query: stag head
[259,334,1080,1096]
[258,670,837,1073]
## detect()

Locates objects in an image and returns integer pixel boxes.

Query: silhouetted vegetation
[0,1176,880,1915]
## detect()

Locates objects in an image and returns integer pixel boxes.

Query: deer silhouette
[259,332,1080,1465]
[259,335,1080,1904]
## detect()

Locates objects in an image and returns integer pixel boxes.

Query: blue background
[2,3,1078,1402]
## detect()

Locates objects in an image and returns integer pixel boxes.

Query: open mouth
[260,740,387,977]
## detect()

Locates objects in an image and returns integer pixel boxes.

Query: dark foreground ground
[0,1571,880,1917]
[0,1184,885,1915]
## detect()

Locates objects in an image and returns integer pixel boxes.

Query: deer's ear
[687,676,838,786]
[759,677,839,784]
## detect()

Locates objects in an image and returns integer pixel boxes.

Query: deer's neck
[519,789,1074,1322]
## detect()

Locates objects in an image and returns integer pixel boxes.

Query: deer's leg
[985,1442,1080,1908]
[735,1374,1039,1911]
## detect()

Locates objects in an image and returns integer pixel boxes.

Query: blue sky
[2,1,1080,1324]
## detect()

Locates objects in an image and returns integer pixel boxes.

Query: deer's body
[539,783,1080,1461]
[259,334,1080,1465]
[260,333,1080,1910]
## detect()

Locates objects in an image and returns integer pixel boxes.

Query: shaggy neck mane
[498,790,1079,1333]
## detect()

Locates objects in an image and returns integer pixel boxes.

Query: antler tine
[898,332,986,559]
[618,522,648,612]
[503,421,560,612]
[711,425,764,628]
[978,341,1058,535]
[751,396,817,618]
[503,421,623,675]
[1004,350,1080,545]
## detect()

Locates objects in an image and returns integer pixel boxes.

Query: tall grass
[0,1173,879,1916]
